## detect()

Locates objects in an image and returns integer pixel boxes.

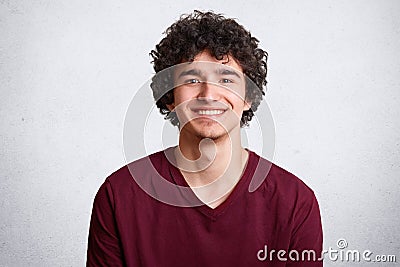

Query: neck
[174,126,249,207]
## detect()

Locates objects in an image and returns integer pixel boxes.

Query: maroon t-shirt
[87,149,323,266]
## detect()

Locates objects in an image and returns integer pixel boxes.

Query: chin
[194,127,231,141]
[196,132,224,140]
[180,119,234,140]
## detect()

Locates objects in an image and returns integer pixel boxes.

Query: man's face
[168,50,251,140]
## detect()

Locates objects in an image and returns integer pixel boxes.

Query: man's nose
[197,81,221,101]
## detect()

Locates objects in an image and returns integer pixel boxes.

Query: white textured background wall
[1,0,399,266]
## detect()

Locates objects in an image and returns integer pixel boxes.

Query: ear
[166,103,175,112]
[244,100,252,111]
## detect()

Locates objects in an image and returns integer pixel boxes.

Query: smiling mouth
[194,109,225,115]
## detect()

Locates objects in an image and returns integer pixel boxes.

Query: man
[87,10,323,266]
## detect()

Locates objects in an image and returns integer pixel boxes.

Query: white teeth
[197,110,224,115]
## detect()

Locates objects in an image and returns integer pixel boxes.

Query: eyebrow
[177,67,242,79]
[177,69,202,78]
[216,68,242,79]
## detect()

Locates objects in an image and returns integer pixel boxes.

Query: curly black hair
[150,10,268,127]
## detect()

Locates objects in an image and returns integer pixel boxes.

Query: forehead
[173,51,244,79]
[192,50,243,72]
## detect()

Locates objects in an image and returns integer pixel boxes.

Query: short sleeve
[87,180,125,266]
[287,193,323,266]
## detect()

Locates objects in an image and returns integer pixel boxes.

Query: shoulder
[248,150,318,206]
[99,150,167,196]
[269,162,315,197]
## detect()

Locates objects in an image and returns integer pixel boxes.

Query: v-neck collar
[165,148,258,220]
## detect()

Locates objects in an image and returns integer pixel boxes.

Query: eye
[185,79,201,84]
[220,78,233,83]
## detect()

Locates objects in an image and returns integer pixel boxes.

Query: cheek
[174,88,196,104]
[225,84,246,100]
[226,90,246,107]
